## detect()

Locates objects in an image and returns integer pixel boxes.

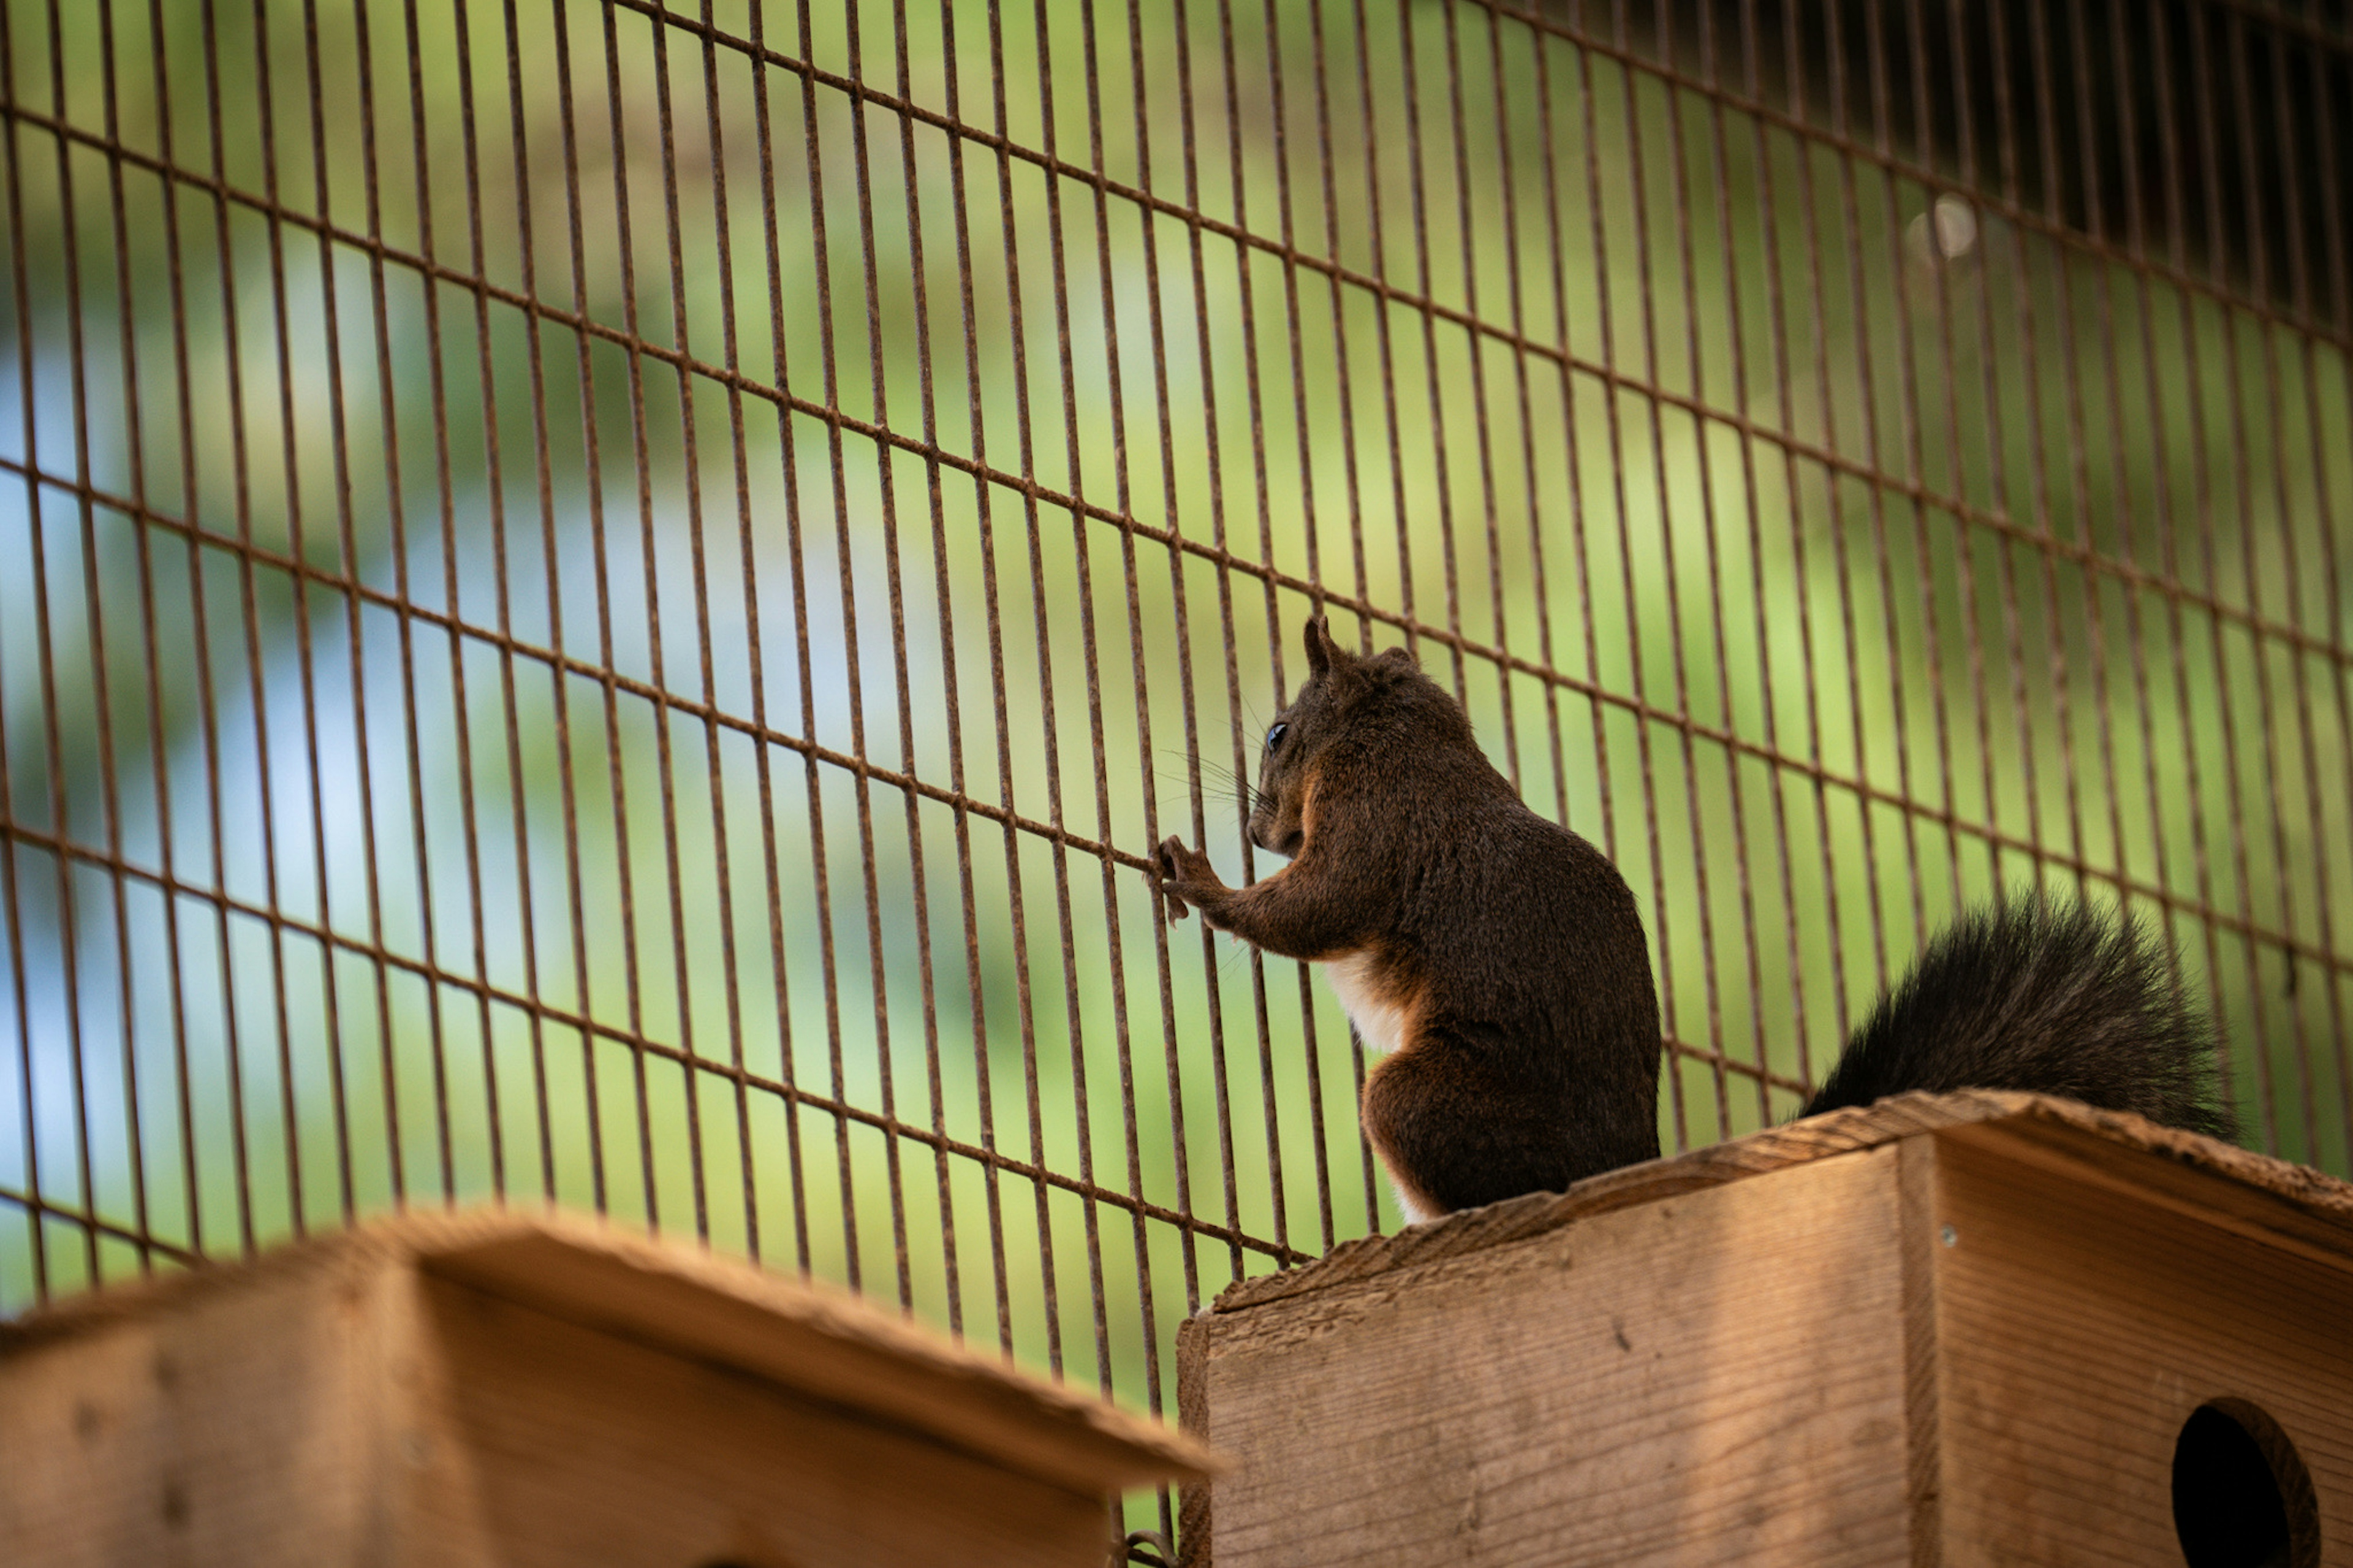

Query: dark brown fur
[1157,616,2238,1222]
[1154,618,1663,1211]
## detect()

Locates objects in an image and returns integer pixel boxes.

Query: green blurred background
[4,0,2351,1536]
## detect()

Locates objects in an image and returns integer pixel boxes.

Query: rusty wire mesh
[5,0,2352,1542]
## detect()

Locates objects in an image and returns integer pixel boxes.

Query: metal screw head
[1939,1224,1958,1248]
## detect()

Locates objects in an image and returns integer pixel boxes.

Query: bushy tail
[1803,896,2238,1140]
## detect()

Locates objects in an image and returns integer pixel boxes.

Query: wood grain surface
[1207,1093,2353,1320]
[2,1206,1218,1567]
[1927,1133,2353,1566]
[1181,1094,2353,1567]
[1189,1146,1917,1567]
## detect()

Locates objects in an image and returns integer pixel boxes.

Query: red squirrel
[1154,616,2237,1224]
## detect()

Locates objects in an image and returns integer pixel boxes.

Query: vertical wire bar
[983,0,1094,1362]
[354,0,443,1216]
[1390,0,1468,701]
[0,0,61,1292]
[1181,0,1273,1267]
[449,0,553,1205]
[1167,0,1251,1275]
[501,0,594,1213]
[34,0,112,1282]
[783,0,881,1292]
[1696,0,1806,1116]
[1486,7,1573,825]
[2281,22,2353,1154]
[1349,0,1425,677]
[1065,0,1182,1400]
[1120,0,1221,1301]
[824,0,922,1299]
[150,0,249,1249]
[594,0,680,1222]
[1920,0,2004,912]
[1554,0,1631,907]
[37,0,123,1282]
[1533,13,1623,882]
[927,0,1021,1339]
[870,0,969,1328]
[1856,0,1958,936]
[2219,9,2319,1156]
[1809,0,1902,991]
[640,0,722,1245]
[90,0,161,1268]
[298,0,400,1224]
[1438,2,1521,786]
[2140,3,2240,1123]
[1027,0,1132,1380]
[833,0,925,1306]
[28,0,106,1281]
[873,0,964,1323]
[246,0,343,1234]
[1574,0,1689,1147]
[1254,0,1343,1254]
[2002,0,2092,892]
[726,1,812,1273]
[1479,1,1578,867]
[1976,0,2052,890]
[395,0,472,1202]
[295,0,381,1226]
[2177,2,2279,1146]
[2048,0,2137,925]
[2257,13,2351,1151]
[1066,0,1189,1515]
[1754,0,1854,1064]
[689,0,769,1270]
[2088,0,2193,987]
[1299,0,1385,1230]
[1204,0,1295,1262]
[743,0,833,1276]
[1223,0,1317,1262]
[544,0,618,1219]
[116,0,209,1265]
[1305,0,1374,625]
[1645,0,1745,1131]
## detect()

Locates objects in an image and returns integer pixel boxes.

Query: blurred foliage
[3,0,2351,1534]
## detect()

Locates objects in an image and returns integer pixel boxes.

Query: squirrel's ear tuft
[1303,615,1338,675]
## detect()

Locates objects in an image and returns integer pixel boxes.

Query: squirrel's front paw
[1154,835,1220,923]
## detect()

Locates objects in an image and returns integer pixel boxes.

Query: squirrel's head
[1247,615,1447,857]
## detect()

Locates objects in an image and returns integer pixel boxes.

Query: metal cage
[4,0,2349,1545]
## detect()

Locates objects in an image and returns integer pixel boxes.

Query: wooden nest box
[1,1207,1216,1567]
[1180,1091,2353,1566]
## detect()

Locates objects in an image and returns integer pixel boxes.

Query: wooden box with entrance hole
[0,1207,1216,1567]
[1178,1091,2353,1566]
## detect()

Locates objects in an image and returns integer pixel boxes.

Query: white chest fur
[1319,950,1437,1227]
[1320,950,1409,1058]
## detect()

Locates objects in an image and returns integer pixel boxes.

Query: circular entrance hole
[2172,1398,2321,1568]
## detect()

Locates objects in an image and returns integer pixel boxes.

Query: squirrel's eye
[1265,722,1288,753]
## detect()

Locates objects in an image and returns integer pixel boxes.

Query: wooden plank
[1205,1093,2353,1319]
[419,1274,1112,1568]
[420,1222,1217,1495]
[1937,1113,2353,1274]
[1189,1146,1914,1567]
[1926,1134,2353,1566]
[2,1207,1218,1501]
[0,1252,455,1568]
[1898,1136,1944,1568]
[1177,1311,1213,1568]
